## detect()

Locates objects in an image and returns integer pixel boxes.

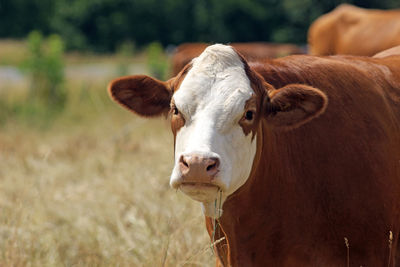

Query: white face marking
[169,44,257,218]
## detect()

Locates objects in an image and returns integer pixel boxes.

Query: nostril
[206,162,216,171]
[182,160,189,168]
[206,157,220,173]
[179,155,189,168]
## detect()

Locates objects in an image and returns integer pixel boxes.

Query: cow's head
[108,44,327,218]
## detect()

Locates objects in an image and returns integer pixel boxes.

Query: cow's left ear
[108,75,172,117]
[264,84,328,129]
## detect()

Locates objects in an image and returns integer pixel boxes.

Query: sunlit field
[0,41,214,266]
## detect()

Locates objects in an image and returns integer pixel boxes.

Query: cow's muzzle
[173,153,224,202]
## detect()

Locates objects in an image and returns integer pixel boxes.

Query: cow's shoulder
[251,55,400,133]
[251,55,399,86]
[251,55,400,115]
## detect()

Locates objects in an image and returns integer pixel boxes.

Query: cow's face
[109,44,327,218]
[169,45,261,216]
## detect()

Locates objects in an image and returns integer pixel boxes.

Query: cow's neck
[215,119,395,266]
[217,123,326,266]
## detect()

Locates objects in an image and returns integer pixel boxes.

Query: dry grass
[0,83,214,266]
[0,40,28,66]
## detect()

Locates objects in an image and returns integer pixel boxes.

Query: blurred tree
[0,0,399,52]
[0,0,55,37]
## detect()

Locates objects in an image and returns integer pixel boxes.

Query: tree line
[0,0,398,52]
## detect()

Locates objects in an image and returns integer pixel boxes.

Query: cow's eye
[245,110,254,121]
[173,106,179,115]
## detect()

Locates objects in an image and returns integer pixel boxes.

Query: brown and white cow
[308,4,400,56]
[108,44,400,266]
[171,42,304,76]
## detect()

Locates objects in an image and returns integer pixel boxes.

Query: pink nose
[179,154,220,183]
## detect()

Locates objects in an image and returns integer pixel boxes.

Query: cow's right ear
[108,75,172,117]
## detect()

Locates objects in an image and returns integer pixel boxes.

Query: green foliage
[0,31,68,127]
[116,41,135,77]
[0,0,399,51]
[21,31,66,110]
[0,0,55,37]
[146,42,169,80]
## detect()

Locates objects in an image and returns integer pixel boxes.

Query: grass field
[0,41,214,266]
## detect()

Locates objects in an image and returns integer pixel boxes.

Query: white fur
[169,44,257,218]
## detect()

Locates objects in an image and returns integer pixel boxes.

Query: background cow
[308,4,400,56]
[171,42,304,76]
[109,44,400,266]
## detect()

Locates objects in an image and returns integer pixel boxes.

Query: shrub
[116,41,135,77]
[146,42,169,80]
[21,31,66,110]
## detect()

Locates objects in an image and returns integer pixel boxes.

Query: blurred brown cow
[171,42,303,76]
[308,4,400,56]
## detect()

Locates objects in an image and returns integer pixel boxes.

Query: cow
[308,4,400,56]
[108,44,400,266]
[171,42,304,76]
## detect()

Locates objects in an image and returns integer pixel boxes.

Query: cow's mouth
[179,182,220,202]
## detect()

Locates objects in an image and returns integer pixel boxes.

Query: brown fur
[308,4,400,56]
[238,95,259,137]
[109,47,400,266]
[212,54,400,266]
